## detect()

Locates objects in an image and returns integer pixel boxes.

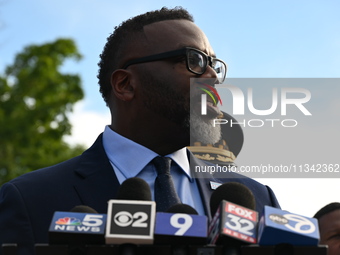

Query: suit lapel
[188,151,221,220]
[71,137,227,218]
[73,134,120,213]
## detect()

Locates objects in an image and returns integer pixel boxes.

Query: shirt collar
[102,126,192,181]
[167,149,192,181]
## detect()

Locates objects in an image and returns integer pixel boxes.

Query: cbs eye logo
[114,211,148,228]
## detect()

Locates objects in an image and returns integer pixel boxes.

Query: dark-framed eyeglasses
[122,47,227,82]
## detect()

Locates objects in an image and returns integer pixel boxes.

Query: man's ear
[110,69,135,101]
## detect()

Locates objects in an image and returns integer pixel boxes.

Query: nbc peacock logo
[55,217,81,226]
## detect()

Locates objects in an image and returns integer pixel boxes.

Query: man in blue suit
[0,7,280,254]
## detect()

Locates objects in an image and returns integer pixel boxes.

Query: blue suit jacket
[0,134,280,254]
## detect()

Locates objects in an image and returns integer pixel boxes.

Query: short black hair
[97,6,194,105]
[314,202,340,219]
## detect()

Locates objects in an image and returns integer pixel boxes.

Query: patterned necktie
[153,156,181,212]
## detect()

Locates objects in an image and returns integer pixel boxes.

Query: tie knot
[152,156,172,175]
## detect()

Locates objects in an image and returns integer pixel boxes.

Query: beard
[140,72,221,145]
[140,72,190,128]
[190,110,221,145]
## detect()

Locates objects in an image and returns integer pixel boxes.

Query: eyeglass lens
[187,50,225,81]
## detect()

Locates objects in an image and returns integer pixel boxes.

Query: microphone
[154,203,208,255]
[105,177,156,245]
[208,182,258,255]
[70,205,99,214]
[241,206,324,255]
[258,205,319,246]
[48,205,107,245]
[166,203,200,214]
[154,203,208,245]
[209,182,256,217]
[115,177,152,201]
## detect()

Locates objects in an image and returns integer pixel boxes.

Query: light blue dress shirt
[102,125,205,215]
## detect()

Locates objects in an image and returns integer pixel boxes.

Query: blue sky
[1,0,339,217]
[1,0,339,113]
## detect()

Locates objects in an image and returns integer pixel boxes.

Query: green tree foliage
[0,38,85,185]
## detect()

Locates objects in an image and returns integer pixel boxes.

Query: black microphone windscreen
[116,177,152,201]
[166,203,199,215]
[210,182,256,216]
[70,205,98,213]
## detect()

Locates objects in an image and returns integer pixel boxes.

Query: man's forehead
[142,19,213,54]
[320,209,340,230]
